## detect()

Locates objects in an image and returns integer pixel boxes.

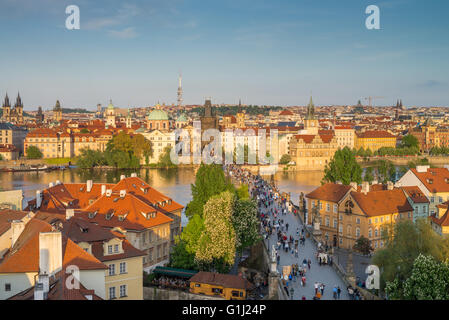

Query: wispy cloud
[416,80,446,88]
[84,3,140,30]
[108,27,138,39]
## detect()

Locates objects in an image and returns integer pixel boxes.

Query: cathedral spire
[305,96,315,120]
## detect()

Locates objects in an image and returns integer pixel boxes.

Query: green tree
[26,146,43,159]
[401,134,419,149]
[186,164,235,219]
[196,191,237,273]
[403,254,449,300]
[158,146,176,168]
[353,236,373,255]
[322,147,363,185]
[373,219,449,294]
[364,167,374,183]
[236,184,250,200]
[169,238,197,270]
[280,154,292,165]
[80,128,90,134]
[76,148,105,168]
[232,199,261,254]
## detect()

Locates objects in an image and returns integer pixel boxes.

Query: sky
[0,0,448,110]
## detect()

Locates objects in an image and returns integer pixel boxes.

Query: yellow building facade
[355,130,397,152]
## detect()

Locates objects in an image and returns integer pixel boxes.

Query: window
[195,283,201,287]
[108,245,112,254]
[325,216,330,227]
[356,217,360,224]
[114,244,119,253]
[368,228,372,238]
[120,285,127,298]
[375,228,378,237]
[333,219,338,229]
[5,283,11,292]
[120,262,126,274]
[333,204,338,213]
[356,228,360,237]
[326,203,330,212]
[338,224,343,234]
[109,287,116,299]
[108,264,115,276]
[232,290,240,297]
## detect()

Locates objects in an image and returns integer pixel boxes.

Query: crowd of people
[151,276,190,290]
[225,164,361,301]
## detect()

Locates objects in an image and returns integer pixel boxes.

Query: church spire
[305,96,315,120]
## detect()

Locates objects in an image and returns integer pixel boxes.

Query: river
[0,167,324,226]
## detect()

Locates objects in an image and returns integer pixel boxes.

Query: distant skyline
[0,0,448,110]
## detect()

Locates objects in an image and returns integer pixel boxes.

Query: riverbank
[357,155,449,167]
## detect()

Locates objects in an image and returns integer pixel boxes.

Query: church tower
[36,106,44,123]
[14,92,24,123]
[304,96,319,135]
[126,109,132,129]
[236,99,245,128]
[2,93,11,121]
[106,100,116,128]
[53,100,62,122]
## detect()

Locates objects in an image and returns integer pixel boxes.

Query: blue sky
[0,0,448,109]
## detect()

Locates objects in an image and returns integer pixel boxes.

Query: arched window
[368,228,372,238]
[344,200,354,214]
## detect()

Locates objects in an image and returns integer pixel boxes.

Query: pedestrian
[337,286,341,300]
[320,283,325,295]
[314,282,319,295]
[307,259,311,269]
[333,286,338,300]
[290,287,294,300]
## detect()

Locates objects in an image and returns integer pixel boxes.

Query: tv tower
[177,73,183,109]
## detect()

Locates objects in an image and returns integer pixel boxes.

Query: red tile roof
[306,183,352,203]
[401,186,429,204]
[350,189,413,217]
[190,271,254,290]
[0,209,29,236]
[410,168,449,193]
[0,218,106,273]
[430,208,449,227]
[356,130,396,139]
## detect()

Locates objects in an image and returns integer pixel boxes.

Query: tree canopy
[373,219,449,294]
[185,164,235,219]
[322,147,362,185]
[26,146,43,159]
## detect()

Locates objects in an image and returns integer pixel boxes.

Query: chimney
[11,220,25,248]
[35,232,63,300]
[49,182,54,188]
[36,190,42,209]
[361,181,370,195]
[131,173,137,178]
[55,180,61,185]
[101,185,106,196]
[120,190,126,198]
[350,182,358,191]
[416,165,430,173]
[66,209,74,220]
[106,189,112,197]
[120,175,126,180]
[371,180,378,185]
[387,181,394,190]
[86,180,93,193]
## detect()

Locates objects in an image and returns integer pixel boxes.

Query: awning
[153,266,198,278]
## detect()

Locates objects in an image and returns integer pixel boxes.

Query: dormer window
[427,179,433,184]
[88,210,98,219]
[106,211,114,220]
[80,227,89,233]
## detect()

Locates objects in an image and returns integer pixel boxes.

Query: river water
[0,168,324,226]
